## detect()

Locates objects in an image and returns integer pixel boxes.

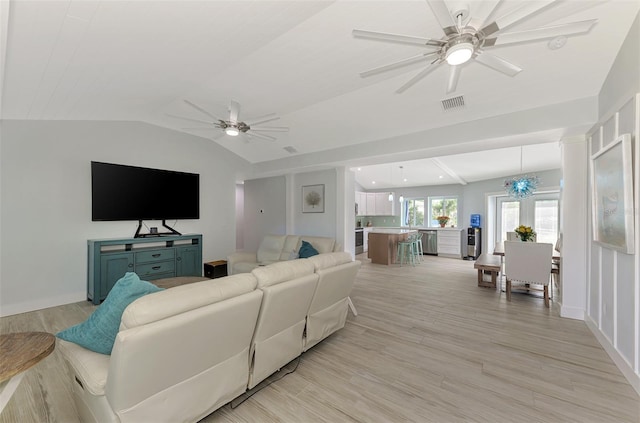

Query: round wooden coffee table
[0,332,55,412]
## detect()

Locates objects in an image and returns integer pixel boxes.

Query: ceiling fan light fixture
[445,42,474,65]
[225,127,240,136]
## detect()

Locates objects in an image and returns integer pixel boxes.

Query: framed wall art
[302,184,324,213]
[591,133,635,254]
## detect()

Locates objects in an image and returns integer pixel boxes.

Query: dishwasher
[420,230,438,255]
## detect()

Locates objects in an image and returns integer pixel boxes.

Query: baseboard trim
[585,315,640,396]
[0,291,87,317]
[560,304,585,320]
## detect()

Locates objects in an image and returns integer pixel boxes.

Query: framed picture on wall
[591,133,634,254]
[302,184,325,213]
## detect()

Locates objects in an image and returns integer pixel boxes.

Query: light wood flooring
[1,255,638,422]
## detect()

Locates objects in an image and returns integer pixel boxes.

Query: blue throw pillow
[57,272,163,355]
[298,240,319,258]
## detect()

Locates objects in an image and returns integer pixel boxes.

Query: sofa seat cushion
[257,235,287,264]
[252,260,316,288]
[56,272,163,355]
[233,261,261,274]
[57,339,110,396]
[120,274,258,329]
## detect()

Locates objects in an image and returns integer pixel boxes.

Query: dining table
[493,241,561,259]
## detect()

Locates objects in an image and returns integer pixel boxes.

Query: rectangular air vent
[283,146,298,154]
[441,95,465,111]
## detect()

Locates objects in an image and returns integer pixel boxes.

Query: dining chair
[504,241,554,307]
[550,236,562,294]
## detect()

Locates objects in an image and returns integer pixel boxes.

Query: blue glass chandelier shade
[504,175,540,199]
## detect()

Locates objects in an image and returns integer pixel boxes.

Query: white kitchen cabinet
[436,229,464,259]
[356,191,366,216]
[366,193,376,215]
[355,191,395,216]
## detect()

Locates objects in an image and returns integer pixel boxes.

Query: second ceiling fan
[353,0,597,94]
[172,99,289,142]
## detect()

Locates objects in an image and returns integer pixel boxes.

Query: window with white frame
[428,196,458,227]
[401,198,425,227]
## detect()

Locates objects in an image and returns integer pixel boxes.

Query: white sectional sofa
[57,251,360,423]
[227,234,341,275]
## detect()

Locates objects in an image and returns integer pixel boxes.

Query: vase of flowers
[515,225,536,242]
[437,216,450,228]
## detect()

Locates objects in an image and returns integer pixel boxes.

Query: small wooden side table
[0,332,55,413]
[204,260,228,279]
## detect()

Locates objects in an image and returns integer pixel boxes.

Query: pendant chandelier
[504,147,539,199]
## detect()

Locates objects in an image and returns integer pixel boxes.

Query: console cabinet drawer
[136,249,175,264]
[135,260,176,278]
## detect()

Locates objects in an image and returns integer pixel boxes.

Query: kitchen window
[401,198,425,227]
[428,196,458,227]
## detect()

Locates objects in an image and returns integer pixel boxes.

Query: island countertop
[368,228,417,234]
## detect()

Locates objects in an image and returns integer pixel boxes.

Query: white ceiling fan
[170,99,289,141]
[353,0,597,94]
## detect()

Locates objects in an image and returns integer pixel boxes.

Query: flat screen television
[91,161,199,236]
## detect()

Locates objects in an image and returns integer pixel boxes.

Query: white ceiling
[1,0,638,185]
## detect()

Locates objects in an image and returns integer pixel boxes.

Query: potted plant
[437,216,450,228]
[515,225,536,242]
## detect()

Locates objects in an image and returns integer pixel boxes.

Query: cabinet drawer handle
[152,254,161,258]
[176,257,181,261]
[152,266,161,270]
[128,263,134,268]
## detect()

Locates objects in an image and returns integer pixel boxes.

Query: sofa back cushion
[120,274,257,329]
[257,235,287,264]
[306,252,352,271]
[251,259,315,288]
[296,236,336,255]
[279,236,301,261]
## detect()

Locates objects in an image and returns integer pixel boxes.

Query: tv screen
[91,161,199,221]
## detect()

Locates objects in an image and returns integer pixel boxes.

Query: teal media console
[88,234,203,304]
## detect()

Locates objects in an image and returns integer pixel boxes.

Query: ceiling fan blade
[426,0,459,36]
[446,65,461,94]
[166,113,213,125]
[183,99,223,121]
[396,59,443,94]
[229,100,240,123]
[470,0,503,29]
[248,131,276,141]
[245,115,279,126]
[480,0,556,38]
[360,52,439,78]
[352,29,445,47]
[483,19,597,47]
[249,126,289,132]
[475,52,522,77]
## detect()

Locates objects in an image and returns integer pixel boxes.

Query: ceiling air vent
[441,95,465,111]
[283,146,298,154]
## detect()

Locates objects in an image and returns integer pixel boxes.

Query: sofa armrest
[227,251,257,275]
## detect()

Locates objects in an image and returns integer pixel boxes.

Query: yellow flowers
[515,225,536,241]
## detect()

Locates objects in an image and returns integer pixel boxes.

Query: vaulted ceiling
[1,1,638,184]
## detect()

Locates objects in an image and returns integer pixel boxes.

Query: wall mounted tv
[91,161,199,237]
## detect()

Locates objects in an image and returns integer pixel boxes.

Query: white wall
[0,120,249,316]
[586,13,640,394]
[242,175,286,252]
[240,168,350,254]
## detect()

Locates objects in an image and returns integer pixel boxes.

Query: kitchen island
[367,228,417,265]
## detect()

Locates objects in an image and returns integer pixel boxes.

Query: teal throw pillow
[298,240,319,258]
[57,272,163,355]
